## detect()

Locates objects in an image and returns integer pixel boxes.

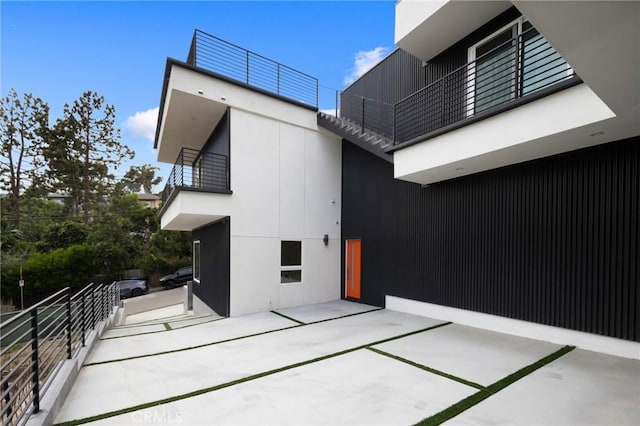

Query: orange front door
[346,239,361,299]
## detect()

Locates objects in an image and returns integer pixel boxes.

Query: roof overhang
[513,0,640,116]
[395,0,512,62]
[154,60,229,164]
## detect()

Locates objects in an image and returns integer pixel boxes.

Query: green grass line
[415,345,576,426]
[109,313,217,329]
[306,307,385,324]
[270,310,306,324]
[84,324,304,366]
[55,322,451,425]
[163,322,172,331]
[367,347,485,390]
[87,307,385,365]
[100,317,224,340]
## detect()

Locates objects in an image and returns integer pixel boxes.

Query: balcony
[385,1,639,185]
[159,148,232,231]
[331,25,582,150]
[392,24,580,147]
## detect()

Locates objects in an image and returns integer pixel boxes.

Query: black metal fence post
[30,308,40,413]
[361,97,366,135]
[102,287,107,320]
[246,51,250,84]
[91,286,96,330]
[66,290,72,359]
[81,292,86,347]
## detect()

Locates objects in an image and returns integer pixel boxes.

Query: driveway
[121,286,184,317]
[54,300,639,425]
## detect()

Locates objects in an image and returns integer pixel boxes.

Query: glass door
[471,23,518,114]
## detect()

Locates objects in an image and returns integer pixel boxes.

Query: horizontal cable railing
[188,29,318,107]
[393,26,576,145]
[161,148,230,203]
[0,282,119,426]
[338,91,395,139]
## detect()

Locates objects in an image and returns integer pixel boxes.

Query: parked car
[116,279,148,299]
[159,266,193,289]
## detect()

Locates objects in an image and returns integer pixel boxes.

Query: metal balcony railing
[393,25,578,145]
[1,282,119,426]
[326,26,579,148]
[187,29,319,107]
[338,91,395,139]
[161,148,230,203]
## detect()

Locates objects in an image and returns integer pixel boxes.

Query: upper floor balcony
[334,24,584,152]
[392,23,580,147]
[159,148,232,230]
[385,0,638,185]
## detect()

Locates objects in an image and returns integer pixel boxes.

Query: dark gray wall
[203,109,230,157]
[193,218,230,317]
[342,137,639,342]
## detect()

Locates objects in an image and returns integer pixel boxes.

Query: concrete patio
[53,299,639,425]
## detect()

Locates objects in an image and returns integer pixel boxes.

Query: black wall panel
[342,137,639,341]
[193,218,230,317]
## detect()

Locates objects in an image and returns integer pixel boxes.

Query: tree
[87,194,155,274]
[45,91,134,223]
[120,164,162,194]
[0,89,49,228]
[37,220,89,252]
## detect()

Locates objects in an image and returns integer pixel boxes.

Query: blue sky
[1,1,397,188]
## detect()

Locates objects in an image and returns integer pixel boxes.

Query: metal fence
[187,29,319,107]
[393,25,575,145]
[161,148,229,203]
[0,282,119,426]
[338,91,395,139]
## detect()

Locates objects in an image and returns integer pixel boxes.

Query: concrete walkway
[54,300,640,425]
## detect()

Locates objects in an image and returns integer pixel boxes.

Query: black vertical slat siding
[342,137,639,342]
[192,218,230,317]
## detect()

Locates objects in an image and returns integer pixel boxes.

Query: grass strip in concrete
[163,323,172,331]
[414,345,575,426]
[306,307,384,325]
[100,317,224,340]
[84,323,304,366]
[87,307,385,365]
[270,310,306,324]
[55,322,452,425]
[367,347,485,390]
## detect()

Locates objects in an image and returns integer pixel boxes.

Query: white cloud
[319,108,339,116]
[123,107,159,142]
[344,46,390,86]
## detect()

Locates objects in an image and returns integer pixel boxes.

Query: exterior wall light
[323,234,329,246]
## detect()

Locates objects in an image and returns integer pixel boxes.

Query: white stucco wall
[220,108,342,316]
